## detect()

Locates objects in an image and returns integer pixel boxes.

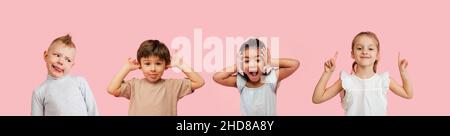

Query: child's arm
[264,48,299,81]
[171,52,205,91]
[212,65,238,87]
[107,58,140,97]
[312,52,343,104]
[270,58,300,81]
[389,53,413,99]
[80,78,99,116]
[31,91,43,116]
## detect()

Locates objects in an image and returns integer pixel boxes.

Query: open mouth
[52,64,64,73]
[250,71,258,76]
[247,71,260,79]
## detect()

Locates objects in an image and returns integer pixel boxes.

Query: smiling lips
[147,74,158,78]
[52,64,64,73]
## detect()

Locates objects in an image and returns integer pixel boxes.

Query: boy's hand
[170,49,183,69]
[125,58,140,71]
[324,52,338,73]
[398,52,408,74]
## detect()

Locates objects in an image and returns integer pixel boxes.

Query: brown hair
[351,31,380,73]
[137,40,171,65]
[49,34,76,50]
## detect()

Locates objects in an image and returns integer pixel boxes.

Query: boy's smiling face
[139,56,168,83]
[44,42,76,78]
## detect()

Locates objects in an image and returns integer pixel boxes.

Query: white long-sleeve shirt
[31,75,99,116]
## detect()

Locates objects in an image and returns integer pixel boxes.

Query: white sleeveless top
[340,71,390,116]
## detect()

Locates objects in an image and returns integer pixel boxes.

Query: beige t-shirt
[118,78,192,116]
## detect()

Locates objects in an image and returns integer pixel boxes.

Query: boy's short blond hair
[48,34,76,50]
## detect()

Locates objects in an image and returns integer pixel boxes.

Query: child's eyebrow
[361,44,375,48]
[141,59,164,62]
[244,55,261,58]
[64,56,73,60]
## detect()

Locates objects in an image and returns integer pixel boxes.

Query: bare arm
[312,52,343,104]
[270,58,300,81]
[390,53,413,99]
[171,51,205,91]
[313,72,343,104]
[212,65,238,88]
[174,64,205,91]
[107,58,140,97]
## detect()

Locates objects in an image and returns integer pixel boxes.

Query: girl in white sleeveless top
[312,31,413,116]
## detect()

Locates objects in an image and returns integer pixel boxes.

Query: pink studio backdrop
[0,0,448,115]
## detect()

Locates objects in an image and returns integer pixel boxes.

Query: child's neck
[246,80,264,88]
[354,65,375,79]
[144,78,163,84]
[47,74,69,80]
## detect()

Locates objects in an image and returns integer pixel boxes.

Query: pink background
[0,0,448,115]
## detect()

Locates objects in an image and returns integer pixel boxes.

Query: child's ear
[350,51,355,59]
[136,60,142,69]
[43,51,48,60]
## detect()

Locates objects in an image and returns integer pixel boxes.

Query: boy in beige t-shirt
[107,40,205,115]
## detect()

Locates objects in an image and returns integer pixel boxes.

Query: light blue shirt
[31,75,99,116]
[237,69,278,116]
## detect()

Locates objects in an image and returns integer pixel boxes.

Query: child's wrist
[123,65,134,72]
[175,63,184,69]
[177,63,191,72]
[400,70,408,76]
[324,70,334,74]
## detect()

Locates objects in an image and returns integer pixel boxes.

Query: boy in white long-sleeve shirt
[31,34,99,116]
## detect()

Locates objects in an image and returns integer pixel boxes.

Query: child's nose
[58,58,64,64]
[248,61,258,71]
[248,62,255,68]
[249,66,258,72]
[149,65,156,71]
